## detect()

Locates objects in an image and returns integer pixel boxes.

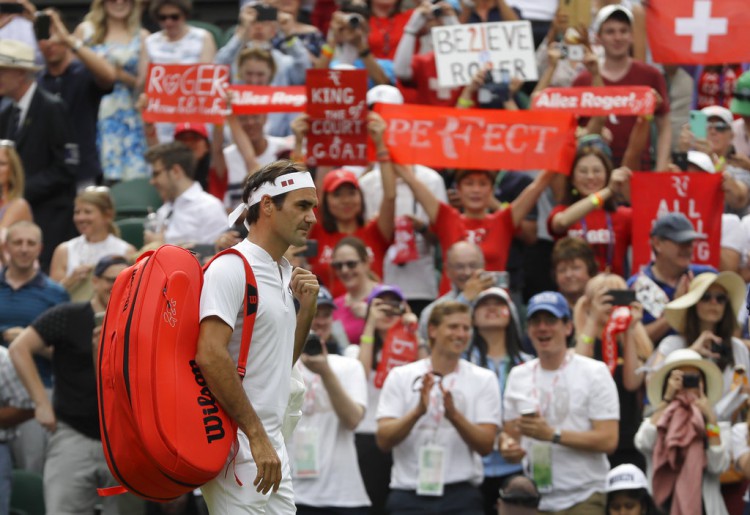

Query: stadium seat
[116,217,146,250]
[10,469,44,515]
[189,20,225,48]
[110,178,162,220]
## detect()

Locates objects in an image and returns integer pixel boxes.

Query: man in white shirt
[376,301,500,515]
[196,160,319,514]
[500,291,619,514]
[290,339,370,513]
[144,141,228,246]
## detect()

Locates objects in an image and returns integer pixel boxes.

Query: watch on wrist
[552,428,562,444]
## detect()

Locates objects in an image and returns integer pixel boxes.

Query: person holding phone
[634,349,729,514]
[573,273,652,470]
[8,255,134,514]
[649,271,750,418]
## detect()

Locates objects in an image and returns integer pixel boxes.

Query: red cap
[323,168,359,193]
[174,122,209,140]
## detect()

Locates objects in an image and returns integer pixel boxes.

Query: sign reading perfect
[631,172,723,271]
[305,69,369,166]
[374,103,576,172]
[143,63,230,123]
[431,20,538,88]
[229,86,307,114]
[532,86,656,116]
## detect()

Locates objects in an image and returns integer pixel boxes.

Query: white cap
[592,4,633,34]
[366,85,404,106]
[687,151,715,173]
[605,464,648,492]
[701,105,733,125]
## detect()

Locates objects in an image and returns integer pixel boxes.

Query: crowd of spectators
[3,0,750,514]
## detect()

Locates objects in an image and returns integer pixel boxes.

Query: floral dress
[90,32,149,182]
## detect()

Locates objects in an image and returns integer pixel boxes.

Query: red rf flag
[631,172,723,272]
[646,0,750,64]
[374,103,576,173]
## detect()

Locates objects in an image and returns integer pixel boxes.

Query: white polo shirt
[200,239,296,449]
[376,358,501,490]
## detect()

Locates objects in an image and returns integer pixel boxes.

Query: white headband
[227,171,316,228]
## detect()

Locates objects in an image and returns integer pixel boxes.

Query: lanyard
[424,362,458,441]
[530,351,571,419]
[580,211,614,270]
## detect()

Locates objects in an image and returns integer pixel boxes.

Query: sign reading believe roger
[431,20,538,88]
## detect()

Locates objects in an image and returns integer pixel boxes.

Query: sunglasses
[331,260,360,271]
[699,292,728,304]
[158,13,182,21]
[707,121,731,132]
[734,91,750,102]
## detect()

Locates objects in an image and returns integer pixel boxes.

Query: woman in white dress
[49,188,136,301]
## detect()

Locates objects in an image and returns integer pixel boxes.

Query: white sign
[431,20,538,89]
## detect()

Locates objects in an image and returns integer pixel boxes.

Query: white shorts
[202,434,295,515]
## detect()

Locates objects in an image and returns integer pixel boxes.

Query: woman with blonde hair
[574,272,653,469]
[651,271,750,416]
[75,0,151,182]
[0,140,32,231]
[50,188,135,300]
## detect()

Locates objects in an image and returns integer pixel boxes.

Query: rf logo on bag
[163,298,178,327]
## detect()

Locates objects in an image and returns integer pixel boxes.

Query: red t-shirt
[547,205,632,277]
[432,203,515,295]
[308,218,391,297]
[573,61,669,170]
[696,65,744,110]
[411,52,462,107]
[368,10,414,60]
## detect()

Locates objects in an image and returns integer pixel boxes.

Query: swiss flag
[646,0,750,64]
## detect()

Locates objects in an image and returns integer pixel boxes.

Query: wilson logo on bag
[97,245,256,501]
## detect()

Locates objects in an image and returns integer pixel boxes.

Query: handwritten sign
[374,103,576,173]
[229,85,307,114]
[305,69,369,166]
[143,63,230,123]
[532,86,656,116]
[431,20,538,88]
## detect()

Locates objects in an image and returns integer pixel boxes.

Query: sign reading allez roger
[305,69,369,167]
[229,85,307,114]
[532,86,656,116]
[143,63,230,123]
[431,20,538,88]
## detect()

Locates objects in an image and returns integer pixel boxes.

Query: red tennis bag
[97,245,257,501]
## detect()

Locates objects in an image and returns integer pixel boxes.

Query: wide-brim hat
[0,40,41,71]
[647,348,723,405]
[664,271,745,334]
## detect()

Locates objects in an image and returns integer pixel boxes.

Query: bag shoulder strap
[203,248,258,379]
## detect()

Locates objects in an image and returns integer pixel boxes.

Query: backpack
[97,244,257,501]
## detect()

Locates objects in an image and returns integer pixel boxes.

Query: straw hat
[0,40,41,71]
[646,348,723,406]
[664,271,745,334]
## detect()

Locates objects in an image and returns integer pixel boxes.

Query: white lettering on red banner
[144,64,230,123]
[532,87,656,116]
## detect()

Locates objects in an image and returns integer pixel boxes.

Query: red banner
[631,172,723,272]
[143,63,230,123]
[646,0,750,64]
[374,321,419,389]
[531,87,656,116]
[306,69,369,166]
[374,103,577,173]
[229,85,306,114]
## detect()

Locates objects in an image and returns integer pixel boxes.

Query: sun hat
[731,71,750,117]
[592,4,633,34]
[0,40,41,71]
[664,271,746,333]
[647,348,724,406]
[606,464,649,493]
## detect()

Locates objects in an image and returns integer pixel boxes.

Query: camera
[344,12,365,27]
[560,44,584,61]
[304,332,323,356]
[477,70,510,109]
[381,300,405,317]
[682,373,700,389]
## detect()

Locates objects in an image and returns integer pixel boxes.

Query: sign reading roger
[143,63,230,123]
[532,86,656,116]
[431,20,538,88]
[305,69,369,166]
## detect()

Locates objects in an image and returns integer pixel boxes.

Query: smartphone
[33,12,50,41]
[711,342,726,357]
[300,239,318,258]
[254,4,278,22]
[0,3,24,14]
[690,110,708,139]
[94,312,106,328]
[606,289,636,306]
[304,332,323,356]
[481,271,509,289]
[682,373,700,389]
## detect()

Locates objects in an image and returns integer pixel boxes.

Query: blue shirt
[0,268,69,387]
